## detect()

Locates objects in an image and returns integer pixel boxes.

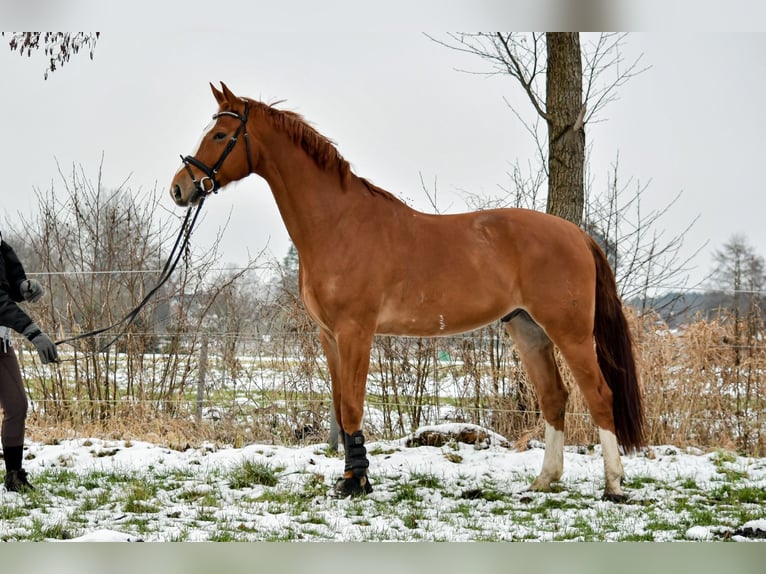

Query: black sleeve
[0,289,34,334]
[0,239,34,334]
[0,239,28,302]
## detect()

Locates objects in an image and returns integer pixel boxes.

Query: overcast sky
[1,17,764,289]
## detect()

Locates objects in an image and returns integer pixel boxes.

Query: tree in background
[3,32,99,79]
[544,33,586,225]
[711,235,765,318]
[432,33,644,226]
[433,33,699,310]
[710,235,765,451]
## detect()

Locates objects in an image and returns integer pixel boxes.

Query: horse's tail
[587,234,645,452]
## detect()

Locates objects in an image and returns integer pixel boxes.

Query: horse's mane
[247,98,397,202]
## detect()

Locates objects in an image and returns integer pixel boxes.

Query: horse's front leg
[328,323,375,498]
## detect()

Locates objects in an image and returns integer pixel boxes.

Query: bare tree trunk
[545,33,585,226]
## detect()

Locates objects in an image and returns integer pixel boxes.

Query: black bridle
[180,101,253,196]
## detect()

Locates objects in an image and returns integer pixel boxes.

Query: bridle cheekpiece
[180,100,253,196]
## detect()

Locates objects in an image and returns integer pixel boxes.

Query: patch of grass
[489,503,514,516]
[251,489,285,504]
[195,507,218,522]
[345,499,367,518]
[624,475,658,489]
[50,485,79,500]
[452,502,473,519]
[17,488,48,509]
[0,503,29,520]
[553,527,583,541]
[569,512,598,537]
[300,473,327,498]
[620,532,655,541]
[710,450,749,480]
[78,496,99,513]
[679,477,699,490]
[124,498,161,514]
[402,510,425,529]
[81,469,134,488]
[169,529,190,542]
[229,460,279,488]
[536,496,580,512]
[688,505,716,526]
[710,484,766,505]
[123,480,161,514]
[368,446,399,456]
[392,482,420,503]
[411,471,442,489]
[264,528,299,541]
[176,488,207,502]
[125,517,153,535]
[315,445,343,458]
[208,529,242,542]
[645,512,680,532]
[298,512,328,526]
[27,518,72,541]
[712,450,737,465]
[478,489,507,502]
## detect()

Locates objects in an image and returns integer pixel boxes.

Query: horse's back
[371,206,596,337]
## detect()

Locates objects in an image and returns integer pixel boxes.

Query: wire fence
[14,306,766,457]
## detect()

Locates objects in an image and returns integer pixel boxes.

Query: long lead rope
[54,198,206,353]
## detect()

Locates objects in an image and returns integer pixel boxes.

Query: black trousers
[0,343,28,448]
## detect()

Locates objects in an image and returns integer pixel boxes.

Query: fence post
[196,335,208,422]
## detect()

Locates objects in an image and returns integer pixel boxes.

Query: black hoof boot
[333,474,373,498]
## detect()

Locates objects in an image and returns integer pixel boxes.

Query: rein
[53,101,252,355]
[54,197,206,353]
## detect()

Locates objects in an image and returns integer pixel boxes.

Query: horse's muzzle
[172,183,201,207]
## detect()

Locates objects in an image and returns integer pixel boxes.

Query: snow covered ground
[1,424,765,542]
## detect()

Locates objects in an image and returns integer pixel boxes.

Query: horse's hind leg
[555,339,626,501]
[504,312,569,492]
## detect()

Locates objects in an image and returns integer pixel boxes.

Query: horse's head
[170,82,255,207]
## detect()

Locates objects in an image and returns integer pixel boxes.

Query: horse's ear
[220,82,237,103]
[210,82,226,106]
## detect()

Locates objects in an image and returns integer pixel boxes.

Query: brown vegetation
[17,308,764,457]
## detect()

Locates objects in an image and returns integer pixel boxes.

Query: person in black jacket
[0,233,58,492]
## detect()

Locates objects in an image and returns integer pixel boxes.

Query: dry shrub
[17,311,765,456]
[637,313,765,455]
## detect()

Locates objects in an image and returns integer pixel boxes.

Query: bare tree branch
[3,32,100,79]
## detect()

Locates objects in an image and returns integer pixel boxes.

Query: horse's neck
[256,142,364,253]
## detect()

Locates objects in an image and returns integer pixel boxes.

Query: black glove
[22,323,59,364]
[19,279,44,303]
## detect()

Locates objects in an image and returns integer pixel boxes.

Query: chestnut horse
[170,83,644,501]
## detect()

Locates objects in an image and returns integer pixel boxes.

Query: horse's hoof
[602,491,628,503]
[333,475,373,498]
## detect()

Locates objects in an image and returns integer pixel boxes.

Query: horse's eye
[213,132,227,141]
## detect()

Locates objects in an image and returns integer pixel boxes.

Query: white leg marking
[599,428,625,498]
[530,422,565,491]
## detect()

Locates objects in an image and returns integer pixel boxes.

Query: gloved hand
[31,332,59,364]
[22,323,59,364]
[19,279,44,303]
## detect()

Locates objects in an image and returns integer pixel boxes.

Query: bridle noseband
[180,101,254,196]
